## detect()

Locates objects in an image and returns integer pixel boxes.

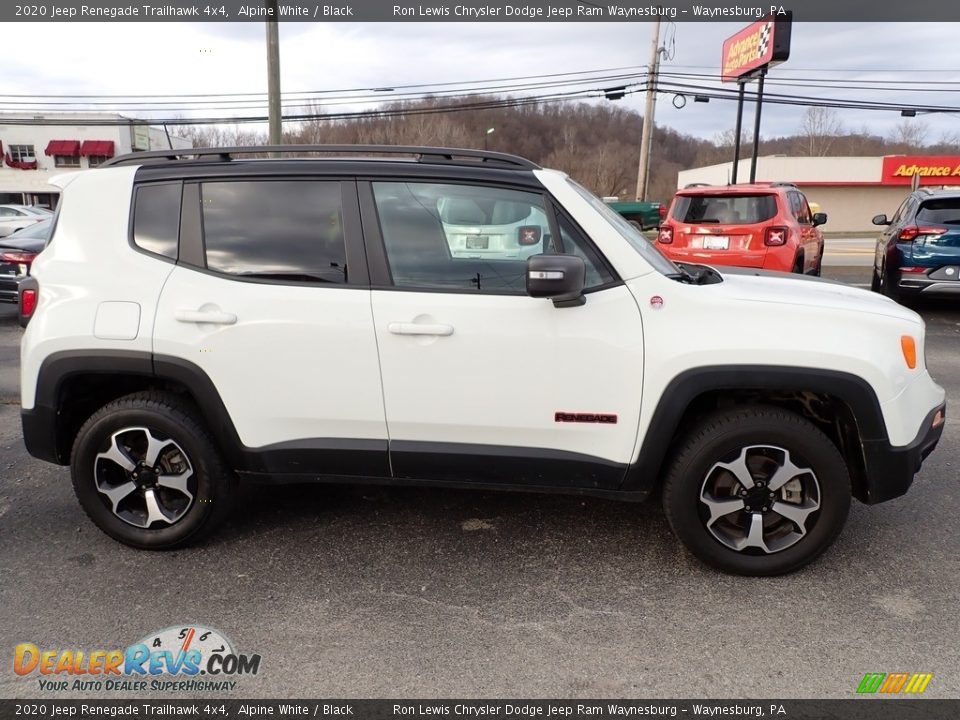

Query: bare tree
[799,107,845,156]
[178,125,266,148]
[891,119,929,150]
[714,127,751,149]
[937,131,960,150]
[543,139,637,198]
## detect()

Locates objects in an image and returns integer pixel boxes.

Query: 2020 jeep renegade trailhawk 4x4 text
[19,146,946,576]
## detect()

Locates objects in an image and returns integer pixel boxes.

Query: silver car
[0,205,51,237]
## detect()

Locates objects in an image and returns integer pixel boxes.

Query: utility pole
[265,0,282,155]
[635,19,661,201]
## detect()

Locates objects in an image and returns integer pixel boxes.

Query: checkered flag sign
[758,22,773,59]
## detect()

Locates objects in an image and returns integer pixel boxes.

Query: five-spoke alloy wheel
[71,391,235,549]
[700,445,821,555]
[94,427,196,529]
[663,406,851,576]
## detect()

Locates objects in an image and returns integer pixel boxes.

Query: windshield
[672,194,777,225]
[566,179,678,276]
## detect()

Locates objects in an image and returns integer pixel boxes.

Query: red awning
[80,140,115,157]
[44,140,81,157]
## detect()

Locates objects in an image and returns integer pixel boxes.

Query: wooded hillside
[181,97,959,204]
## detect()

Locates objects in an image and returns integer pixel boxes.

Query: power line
[0,72,647,112]
[0,88,619,127]
[0,65,647,100]
[2,74,958,129]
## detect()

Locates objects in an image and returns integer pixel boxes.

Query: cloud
[3,21,958,146]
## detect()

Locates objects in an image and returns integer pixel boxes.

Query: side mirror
[527,254,586,308]
[812,212,828,227]
[872,214,890,226]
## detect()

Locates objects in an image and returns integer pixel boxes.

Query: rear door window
[671,194,777,225]
[200,180,347,284]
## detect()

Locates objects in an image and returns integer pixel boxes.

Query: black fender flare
[621,365,888,494]
[24,350,249,470]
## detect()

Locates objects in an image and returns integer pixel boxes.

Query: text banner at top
[7,0,960,22]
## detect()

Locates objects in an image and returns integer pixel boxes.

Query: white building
[0,113,192,208]
[677,155,960,233]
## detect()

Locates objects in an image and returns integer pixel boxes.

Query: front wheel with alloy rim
[71,391,235,549]
[662,406,851,576]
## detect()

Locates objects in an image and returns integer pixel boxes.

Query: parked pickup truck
[603,198,666,230]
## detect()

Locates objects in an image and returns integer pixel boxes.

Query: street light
[484,127,495,150]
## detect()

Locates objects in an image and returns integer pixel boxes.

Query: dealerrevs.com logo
[14,625,261,693]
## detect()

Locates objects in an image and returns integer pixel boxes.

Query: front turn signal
[901,335,917,370]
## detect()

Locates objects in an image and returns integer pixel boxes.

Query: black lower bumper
[0,275,21,303]
[860,402,946,504]
[21,405,65,465]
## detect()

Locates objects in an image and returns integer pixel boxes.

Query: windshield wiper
[666,265,698,284]
[668,262,723,285]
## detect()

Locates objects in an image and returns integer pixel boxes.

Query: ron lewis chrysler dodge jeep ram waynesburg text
[19,146,946,576]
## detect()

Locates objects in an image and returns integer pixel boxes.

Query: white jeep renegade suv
[19,146,946,575]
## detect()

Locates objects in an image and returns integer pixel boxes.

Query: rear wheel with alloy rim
[662,406,851,575]
[71,391,235,549]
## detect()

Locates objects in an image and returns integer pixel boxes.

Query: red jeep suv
[657,183,827,274]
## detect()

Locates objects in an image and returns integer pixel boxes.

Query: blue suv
[872,188,960,301]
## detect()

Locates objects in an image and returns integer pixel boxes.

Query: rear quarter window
[672,194,778,225]
[132,182,182,260]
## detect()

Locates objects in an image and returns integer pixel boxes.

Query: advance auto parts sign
[882,155,960,185]
[721,14,792,83]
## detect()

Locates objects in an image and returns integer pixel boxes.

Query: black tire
[812,249,823,277]
[870,267,881,292]
[662,406,851,576]
[70,391,235,549]
[792,255,804,274]
[879,266,901,302]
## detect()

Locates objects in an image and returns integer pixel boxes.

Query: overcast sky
[6,22,959,146]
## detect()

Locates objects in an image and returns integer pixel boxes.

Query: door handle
[387,322,454,336]
[174,309,238,325]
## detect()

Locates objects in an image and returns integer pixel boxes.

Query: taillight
[517,225,542,246]
[900,267,928,274]
[899,225,947,241]
[764,226,788,246]
[18,277,38,328]
[658,225,674,244]
[1,250,38,265]
[658,204,667,219]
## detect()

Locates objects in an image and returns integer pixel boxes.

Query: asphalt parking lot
[0,261,957,700]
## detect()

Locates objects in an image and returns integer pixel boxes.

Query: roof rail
[100,144,540,170]
[683,182,712,189]
[769,181,798,188]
